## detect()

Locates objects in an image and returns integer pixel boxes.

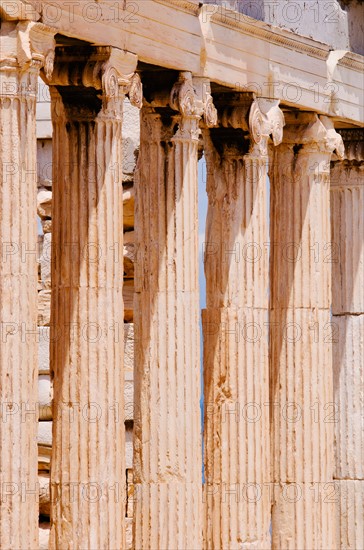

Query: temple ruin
[0,1,363,549]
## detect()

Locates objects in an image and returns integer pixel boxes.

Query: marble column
[331,131,364,550]
[202,98,284,550]
[48,47,142,549]
[270,113,344,550]
[134,73,216,550]
[0,21,54,550]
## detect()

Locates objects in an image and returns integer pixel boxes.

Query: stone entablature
[1,0,363,125]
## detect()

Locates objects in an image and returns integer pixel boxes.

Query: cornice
[206,7,330,60]
[157,0,201,16]
[337,52,364,73]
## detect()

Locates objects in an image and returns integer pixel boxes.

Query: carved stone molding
[17,21,55,78]
[220,102,250,131]
[158,0,201,15]
[205,6,330,61]
[193,77,218,127]
[170,71,196,115]
[128,72,143,108]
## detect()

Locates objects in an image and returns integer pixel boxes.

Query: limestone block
[124,280,134,322]
[37,138,52,189]
[38,290,51,326]
[37,259,41,284]
[38,421,52,447]
[38,327,50,374]
[126,469,134,518]
[37,234,44,259]
[40,233,52,290]
[38,421,52,472]
[125,518,133,550]
[124,380,134,422]
[39,522,50,550]
[124,230,135,278]
[126,425,133,469]
[38,405,52,422]
[37,188,52,219]
[38,445,51,472]
[38,375,52,421]
[124,323,134,373]
[39,473,50,517]
[123,186,134,230]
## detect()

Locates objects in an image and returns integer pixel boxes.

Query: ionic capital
[49,46,142,110]
[283,112,345,159]
[220,97,285,156]
[170,72,217,127]
[249,99,285,155]
[193,77,218,127]
[0,21,55,89]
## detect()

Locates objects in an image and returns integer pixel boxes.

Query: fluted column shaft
[270,114,344,550]
[202,99,284,550]
[203,143,270,549]
[134,104,202,549]
[48,48,140,549]
[331,151,363,550]
[0,21,54,550]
